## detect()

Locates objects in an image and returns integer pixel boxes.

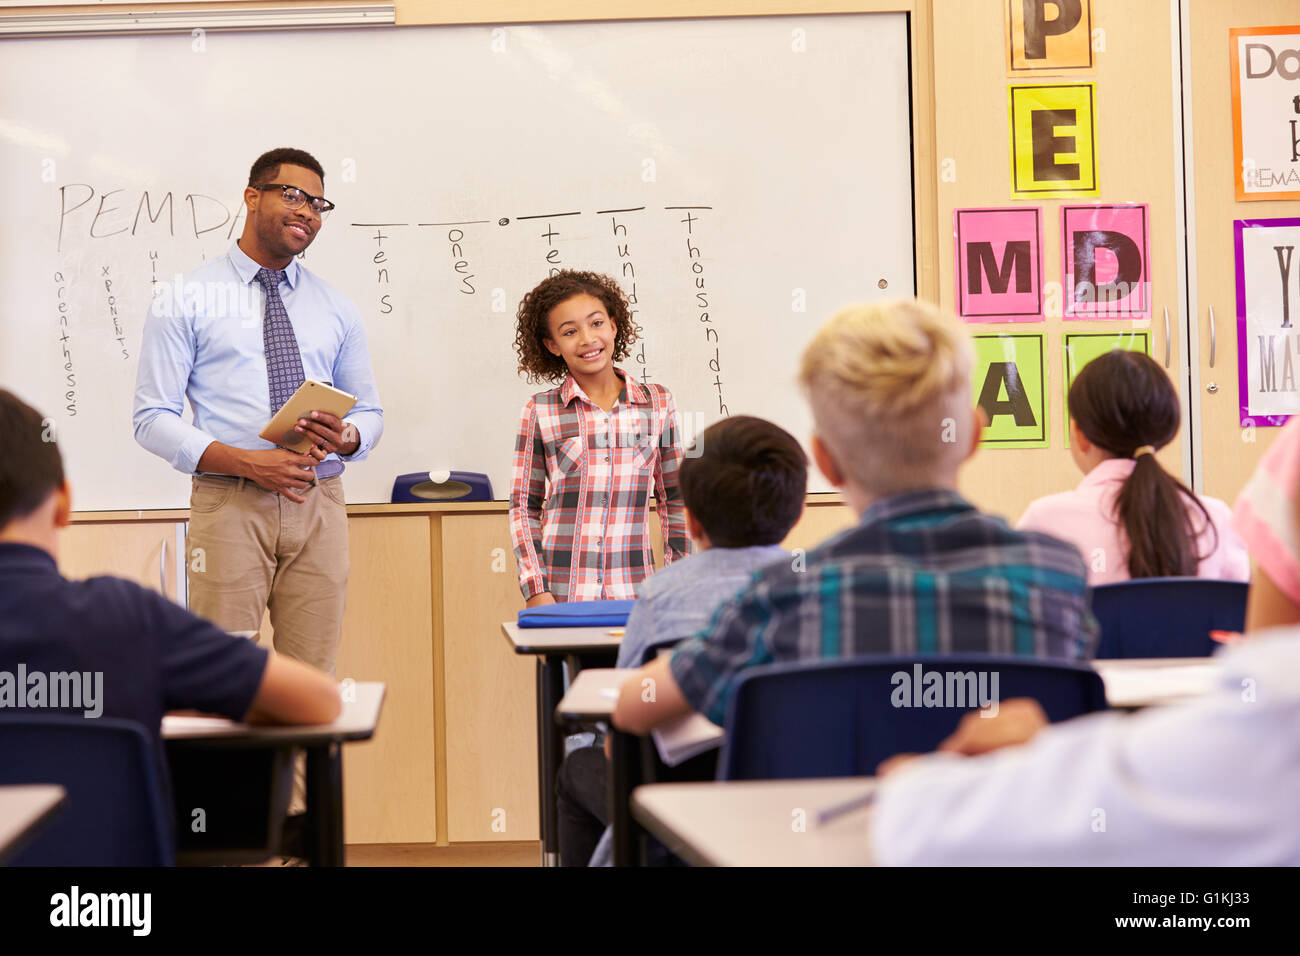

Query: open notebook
[651,712,725,766]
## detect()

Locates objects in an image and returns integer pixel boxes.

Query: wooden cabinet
[335,516,438,845]
[440,513,536,842]
[59,519,185,602]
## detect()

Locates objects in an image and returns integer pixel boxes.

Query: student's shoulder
[530,383,565,404]
[1198,493,1236,523]
[518,383,566,419]
[1003,521,1090,580]
[714,544,814,606]
[1017,489,1087,529]
[61,573,172,643]
[637,379,676,406]
[932,503,1089,579]
[637,551,707,601]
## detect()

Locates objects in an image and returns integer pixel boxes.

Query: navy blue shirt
[0,542,269,746]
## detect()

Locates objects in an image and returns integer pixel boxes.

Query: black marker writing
[610,214,647,382]
[101,265,129,359]
[448,228,476,295]
[373,229,393,315]
[682,210,726,416]
[52,271,77,416]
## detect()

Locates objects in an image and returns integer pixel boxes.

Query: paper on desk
[162,715,240,733]
[1100,664,1217,707]
[651,712,724,767]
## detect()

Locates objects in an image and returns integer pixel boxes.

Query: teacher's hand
[240,448,319,503]
[295,411,359,457]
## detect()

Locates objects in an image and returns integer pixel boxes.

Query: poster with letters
[1230,27,1300,202]
[1235,217,1300,426]
[973,334,1048,448]
[953,207,1044,322]
[1008,83,1098,198]
[1061,203,1150,319]
[1005,0,1095,74]
[1062,331,1150,445]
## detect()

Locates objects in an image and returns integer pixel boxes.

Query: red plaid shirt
[510,369,689,602]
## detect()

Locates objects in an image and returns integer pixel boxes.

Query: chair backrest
[0,715,172,865]
[718,654,1107,781]
[1091,577,1248,659]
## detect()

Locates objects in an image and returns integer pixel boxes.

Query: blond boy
[613,299,1096,734]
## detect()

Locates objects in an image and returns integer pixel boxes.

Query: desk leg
[609,730,644,867]
[305,743,345,867]
[536,656,565,868]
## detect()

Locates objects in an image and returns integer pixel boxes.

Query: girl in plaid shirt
[509,271,689,606]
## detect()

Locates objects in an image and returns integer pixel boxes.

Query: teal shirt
[671,489,1098,726]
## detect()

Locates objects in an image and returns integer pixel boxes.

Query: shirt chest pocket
[632,435,657,473]
[553,436,585,479]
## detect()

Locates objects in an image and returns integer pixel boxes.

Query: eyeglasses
[252,183,335,218]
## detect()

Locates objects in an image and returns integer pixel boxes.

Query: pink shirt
[1234,418,1300,603]
[1017,458,1250,586]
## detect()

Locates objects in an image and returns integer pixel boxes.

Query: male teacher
[134,147,383,675]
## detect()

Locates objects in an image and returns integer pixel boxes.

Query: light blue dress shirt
[133,241,383,475]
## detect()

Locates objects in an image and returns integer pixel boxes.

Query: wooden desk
[163,682,385,867]
[632,778,878,867]
[556,668,641,866]
[556,667,632,720]
[503,622,621,867]
[556,658,1218,867]
[1090,658,1218,709]
[0,784,67,866]
[502,622,627,655]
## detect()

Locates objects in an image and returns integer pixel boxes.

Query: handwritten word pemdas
[447,229,476,295]
[681,210,726,415]
[57,185,245,251]
[372,230,393,315]
[101,265,128,360]
[609,212,646,382]
[52,271,77,416]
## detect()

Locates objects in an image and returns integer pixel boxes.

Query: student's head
[242,147,329,261]
[1067,349,1214,577]
[798,300,979,504]
[678,416,807,548]
[0,390,71,544]
[514,271,636,384]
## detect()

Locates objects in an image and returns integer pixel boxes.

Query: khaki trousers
[186,474,349,676]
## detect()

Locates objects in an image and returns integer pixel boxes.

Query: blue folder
[516,599,635,628]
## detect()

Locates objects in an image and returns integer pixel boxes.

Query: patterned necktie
[255,267,306,413]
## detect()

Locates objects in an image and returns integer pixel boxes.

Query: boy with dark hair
[0,389,341,839]
[555,415,807,866]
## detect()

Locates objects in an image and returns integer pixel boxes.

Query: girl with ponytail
[1018,350,1248,585]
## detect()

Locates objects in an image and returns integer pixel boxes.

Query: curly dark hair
[514,270,637,385]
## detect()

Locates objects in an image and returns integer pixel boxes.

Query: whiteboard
[0,14,914,509]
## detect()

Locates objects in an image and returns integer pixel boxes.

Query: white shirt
[871,628,1300,865]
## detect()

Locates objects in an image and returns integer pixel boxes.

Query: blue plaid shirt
[670,489,1098,726]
